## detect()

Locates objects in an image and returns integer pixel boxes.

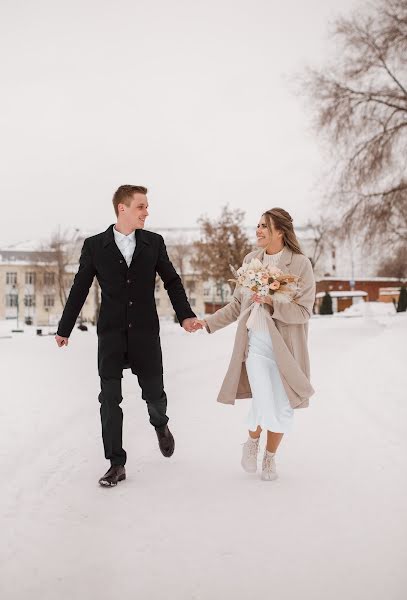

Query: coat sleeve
[204,287,242,334]
[156,236,196,325]
[204,251,254,333]
[57,239,96,337]
[271,257,315,325]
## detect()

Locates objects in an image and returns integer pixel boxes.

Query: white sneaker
[261,450,278,481]
[241,437,260,473]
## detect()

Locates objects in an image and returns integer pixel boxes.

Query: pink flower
[270,280,281,290]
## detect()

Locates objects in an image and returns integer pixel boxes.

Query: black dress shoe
[98,465,126,487]
[155,425,175,457]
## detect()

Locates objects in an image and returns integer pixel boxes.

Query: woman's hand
[251,293,273,307]
[194,319,208,331]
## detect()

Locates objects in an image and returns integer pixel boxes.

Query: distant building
[0,240,99,327]
[315,277,405,313]
[2,224,397,326]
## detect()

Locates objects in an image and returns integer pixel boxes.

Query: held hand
[55,335,69,347]
[251,293,273,307]
[182,318,204,333]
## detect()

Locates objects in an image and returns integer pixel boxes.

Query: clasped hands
[182,294,273,334]
[182,317,206,333]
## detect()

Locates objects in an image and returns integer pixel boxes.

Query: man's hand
[55,335,69,347]
[182,318,203,333]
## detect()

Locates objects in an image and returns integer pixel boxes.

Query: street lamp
[11,283,19,329]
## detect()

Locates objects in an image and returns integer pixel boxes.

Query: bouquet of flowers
[229,258,299,304]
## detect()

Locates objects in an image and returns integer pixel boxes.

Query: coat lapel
[276,246,293,271]
[129,229,149,268]
[102,224,127,266]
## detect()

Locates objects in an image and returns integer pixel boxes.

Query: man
[55,185,201,487]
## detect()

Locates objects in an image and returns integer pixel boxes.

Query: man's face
[119,193,149,229]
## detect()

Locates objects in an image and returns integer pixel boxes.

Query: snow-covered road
[1,314,406,600]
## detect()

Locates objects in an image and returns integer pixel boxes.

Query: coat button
[129,301,133,306]
[119,259,124,264]
[127,279,131,284]
[128,323,132,328]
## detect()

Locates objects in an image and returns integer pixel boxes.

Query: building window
[190,298,196,307]
[6,272,17,285]
[156,298,160,307]
[24,295,35,307]
[203,288,210,297]
[25,272,36,285]
[44,272,55,286]
[188,281,196,292]
[155,282,161,292]
[44,295,55,308]
[6,294,18,307]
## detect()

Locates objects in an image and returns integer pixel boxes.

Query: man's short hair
[112,185,148,216]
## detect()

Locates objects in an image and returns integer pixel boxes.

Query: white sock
[265,450,275,456]
[248,436,260,443]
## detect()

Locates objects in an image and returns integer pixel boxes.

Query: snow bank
[1,315,406,599]
[336,300,397,318]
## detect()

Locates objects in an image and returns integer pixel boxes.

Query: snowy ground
[1,312,406,600]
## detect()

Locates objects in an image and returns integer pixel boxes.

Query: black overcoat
[57,225,196,378]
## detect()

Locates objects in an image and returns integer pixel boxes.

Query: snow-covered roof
[379,288,400,295]
[316,290,368,298]
[317,277,405,283]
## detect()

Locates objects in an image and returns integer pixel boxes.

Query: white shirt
[113,226,137,267]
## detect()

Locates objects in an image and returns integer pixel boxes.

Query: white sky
[0,0,361,246]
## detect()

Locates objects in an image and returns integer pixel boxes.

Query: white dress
[245,249,294,433]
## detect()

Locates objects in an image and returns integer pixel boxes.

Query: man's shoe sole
[161,447,174,458]
[98,473,126,487]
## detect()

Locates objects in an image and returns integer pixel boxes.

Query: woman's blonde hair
[263,208,303,255]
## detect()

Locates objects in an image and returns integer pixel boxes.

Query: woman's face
[256,215,282,248]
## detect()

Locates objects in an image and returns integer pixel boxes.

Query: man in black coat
[55,185,201,487]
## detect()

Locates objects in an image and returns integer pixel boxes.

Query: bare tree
[167,236,191,285]
[302,0,407,245]
[33,227,83,306]
[47,227,82,307]
[192,205,253,294]
[377,245,407,278]
[305,218,336,269]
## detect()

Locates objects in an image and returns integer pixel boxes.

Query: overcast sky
[0,0,361,246]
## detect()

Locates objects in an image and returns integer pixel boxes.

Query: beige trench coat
[205,247,316,409]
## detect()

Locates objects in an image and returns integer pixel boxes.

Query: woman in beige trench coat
[196,208,316,481]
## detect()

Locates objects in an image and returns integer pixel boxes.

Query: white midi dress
[245,249,294,433]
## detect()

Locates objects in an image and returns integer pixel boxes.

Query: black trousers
[98,371,169,467]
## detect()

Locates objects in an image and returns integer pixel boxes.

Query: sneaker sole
[241,461,257,474]
[261,473,278,481]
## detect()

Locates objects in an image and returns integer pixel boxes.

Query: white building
[0,222,378,326]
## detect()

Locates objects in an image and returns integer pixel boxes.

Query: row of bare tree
[301,0,407,269]
[25,1,407,308]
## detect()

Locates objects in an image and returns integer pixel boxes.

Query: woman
[196,208,316,481]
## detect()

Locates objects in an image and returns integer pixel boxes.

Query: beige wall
[0,264,99,327]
